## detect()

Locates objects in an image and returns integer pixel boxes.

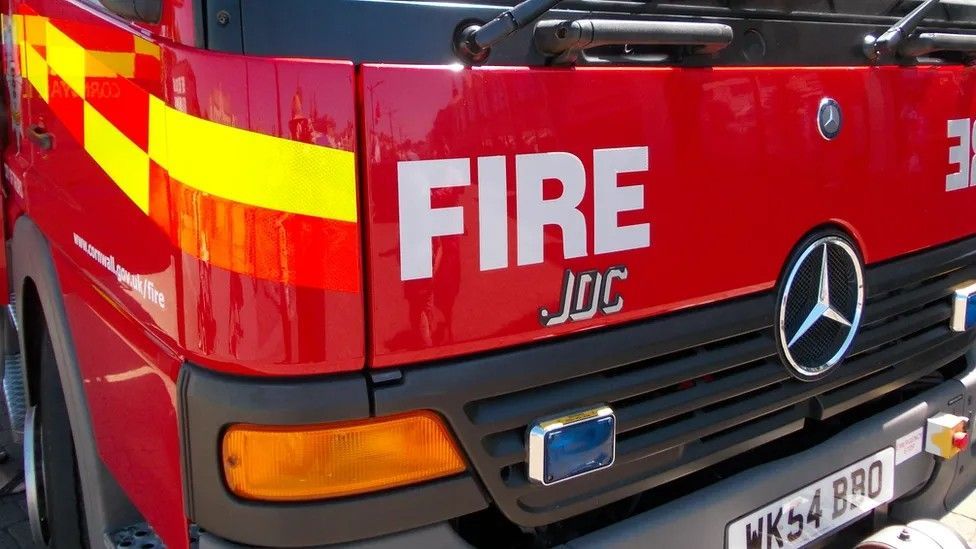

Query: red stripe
[133,54,163,93]
[148,160,174,239]
[47,73,84,145]
[164,176,361,293]
[85,75,149,151]
[49,19,134,52]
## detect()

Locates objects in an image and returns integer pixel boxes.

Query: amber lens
[221,411,466,501]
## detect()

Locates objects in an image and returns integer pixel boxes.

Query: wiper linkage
[455,0,564,64]
[864,0,942,61]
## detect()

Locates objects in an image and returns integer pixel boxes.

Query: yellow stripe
[86,51,135,79]
[159,108,357,222]
[45,22,85,96]
[24,45,47,102]
[11,15,26,74]
[23,14,45,47]
[133,35,160,59]
[22,16,48,101]
[84,103,149,212]
[148,95,168,166]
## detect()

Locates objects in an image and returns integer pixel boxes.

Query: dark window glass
[424,0,976,26]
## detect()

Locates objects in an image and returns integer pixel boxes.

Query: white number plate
[727,447,895,549]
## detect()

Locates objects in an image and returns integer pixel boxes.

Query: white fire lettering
[396,146,651,281]
[947,117,976,192]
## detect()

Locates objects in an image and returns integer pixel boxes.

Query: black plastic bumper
[192,352,976,548]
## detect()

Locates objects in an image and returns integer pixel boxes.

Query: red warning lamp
[952,431,970,450]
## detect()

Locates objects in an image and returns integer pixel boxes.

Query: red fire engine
[0,0,975,547]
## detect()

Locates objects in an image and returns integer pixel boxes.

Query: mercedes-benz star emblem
[818,98,842,140]
[777,235,864,381]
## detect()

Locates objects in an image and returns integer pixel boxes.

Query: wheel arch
[9,215,141,546]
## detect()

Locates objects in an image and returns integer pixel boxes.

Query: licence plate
[727,447,895,549]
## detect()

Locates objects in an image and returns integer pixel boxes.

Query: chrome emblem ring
[817,98,842,140]
[777,235,864,381]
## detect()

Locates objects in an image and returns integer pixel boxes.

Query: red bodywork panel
[362,64,976,366]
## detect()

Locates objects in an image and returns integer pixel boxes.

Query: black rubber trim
[191,0,205,49]
[179,363,488,548]
[235,0,976,66]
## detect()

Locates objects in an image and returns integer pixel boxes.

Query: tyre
[25,327,86,548]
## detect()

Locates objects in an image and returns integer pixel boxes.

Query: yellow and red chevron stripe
[9,10,360,292]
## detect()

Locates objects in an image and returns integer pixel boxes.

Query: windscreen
[232,0,976,64]
[645,0,976,21]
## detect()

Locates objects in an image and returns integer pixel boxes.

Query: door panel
[10,1,364,546]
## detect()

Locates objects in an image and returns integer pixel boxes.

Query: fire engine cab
[0,0,975,547]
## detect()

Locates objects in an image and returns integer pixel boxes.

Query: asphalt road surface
[0,492,29,549]
[0,417,31,549]
[943,493,976,546]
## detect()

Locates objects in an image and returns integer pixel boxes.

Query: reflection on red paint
[361,64,976,367]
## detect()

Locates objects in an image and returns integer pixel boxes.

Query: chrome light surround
[951,281,976,332]
[527,405,615,485]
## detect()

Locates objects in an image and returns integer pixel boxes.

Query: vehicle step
[3,353,24,442]
[110,522,164,549]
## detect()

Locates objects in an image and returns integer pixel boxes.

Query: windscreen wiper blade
[900,31,976,57]
[535,19,733,65]
[864,0,942,60]
[455,0,564,64]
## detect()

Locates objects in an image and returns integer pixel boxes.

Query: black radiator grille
[373,237,976,527]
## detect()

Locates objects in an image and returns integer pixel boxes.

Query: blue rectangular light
[968,294,976,331]
[952,283,976,332]
[527,406,615,485]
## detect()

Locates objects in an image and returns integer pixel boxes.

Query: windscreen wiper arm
[900,31,976,57]
[455,0,564,64]
[864,0,942,60]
